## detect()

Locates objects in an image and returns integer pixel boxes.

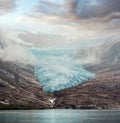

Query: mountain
[53,38,120,109]
[0,59,53,109]
[0,31,120,109]
[18,32,68,48]
[0,31,53,109]
[85,38,120,72]
[100,37,120,65]
[76,37,120,66]
[0,31,37,65]
[75,47,101,65]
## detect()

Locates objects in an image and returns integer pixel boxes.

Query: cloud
[0,31,37,65]
[17,0,120,35]
[35,0,64,16]
[15,0,120,42]
[2,43,37,65]
[23,0,120,23]
[0,0,17,15]
[65,0,120,19]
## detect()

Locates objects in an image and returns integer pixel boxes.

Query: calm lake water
[0,110,120,123]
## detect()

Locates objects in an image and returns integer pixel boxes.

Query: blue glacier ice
[31,48,95,92]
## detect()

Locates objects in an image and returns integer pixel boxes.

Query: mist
[0,30,104,66]
[0,31,37,65]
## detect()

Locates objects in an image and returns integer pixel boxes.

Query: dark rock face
[54,70,120,109]
[0,60,53,109]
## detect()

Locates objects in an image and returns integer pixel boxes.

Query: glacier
[31,48,95,92]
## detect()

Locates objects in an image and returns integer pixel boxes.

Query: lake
[0,110,120,123]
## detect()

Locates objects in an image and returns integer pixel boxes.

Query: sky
[0,0,120,47]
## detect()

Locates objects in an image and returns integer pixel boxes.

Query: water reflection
[0,110,120,123]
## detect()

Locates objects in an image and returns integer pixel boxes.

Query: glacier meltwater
[31,48,95,92]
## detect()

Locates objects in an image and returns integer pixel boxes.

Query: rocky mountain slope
[54,70,120,109]
[0,32,54,109]
[54,38,120,109]
[0,60,53,109]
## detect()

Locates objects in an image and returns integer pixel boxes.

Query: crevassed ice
[31,48,95,92]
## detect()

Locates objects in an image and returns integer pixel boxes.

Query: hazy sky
[0,0,120,45]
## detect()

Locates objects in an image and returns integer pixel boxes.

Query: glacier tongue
[32,48,95,92]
